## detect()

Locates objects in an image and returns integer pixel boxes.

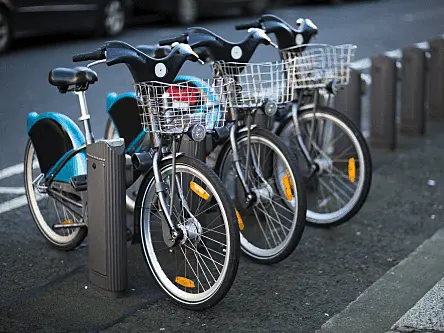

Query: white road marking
[0,187,26,194]
[0,160,41,214]
[0,195,29,215]
[0,161,38,181]
[350,58,371,71]
[349,34,444,71]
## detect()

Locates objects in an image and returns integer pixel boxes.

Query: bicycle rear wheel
[24,140,87,250]
[134,155,240,310]
[216,128,307,264]
[278,105,372,226]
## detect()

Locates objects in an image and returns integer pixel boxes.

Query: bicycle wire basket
[211,60,295,107]
[134,78,235,134]
[280,43,357,89]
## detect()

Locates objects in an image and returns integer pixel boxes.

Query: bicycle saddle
[136,44,172,58]
[48,67,98,92]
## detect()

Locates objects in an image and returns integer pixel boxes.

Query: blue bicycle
[24,40,240,310]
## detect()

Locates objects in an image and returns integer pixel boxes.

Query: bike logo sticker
[231,46,243,60]
[295,34,304,45]
[155,63,167,78]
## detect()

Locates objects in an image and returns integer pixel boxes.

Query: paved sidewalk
[318,227,444,333]
[389,276,444,333]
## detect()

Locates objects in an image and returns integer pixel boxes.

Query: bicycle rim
[139,160,235,305]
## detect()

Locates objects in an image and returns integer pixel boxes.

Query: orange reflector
[175,276,195,288]
[348,158,356,183]
[235,209,244,231]
[62,219,73,225]
[190,181,210,200]
[282,170,293,201]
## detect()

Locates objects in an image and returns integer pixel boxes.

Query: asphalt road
[0,0,443,332]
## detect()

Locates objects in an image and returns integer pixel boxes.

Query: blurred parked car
[0,0,132,53]
[133,0,269,25]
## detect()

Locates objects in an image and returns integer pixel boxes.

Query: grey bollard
[334,68,362,129]
[370,55,397,150]
[400,46,427,135]
[87,139,127,297]
[428,38,444,118]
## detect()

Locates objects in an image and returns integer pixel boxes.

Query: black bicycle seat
[136,44,172,59]
[48,67,98,92]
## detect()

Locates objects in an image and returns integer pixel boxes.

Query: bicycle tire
[215,128,307,264]
[24,139,87,251]
[134,155,240,310]
[276,105,372,226]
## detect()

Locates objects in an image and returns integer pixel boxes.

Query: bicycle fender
[27,112,87,183]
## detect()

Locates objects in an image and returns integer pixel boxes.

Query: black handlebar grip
[158,33,188,46]
[72,48,105,62]
[235,21,260,30]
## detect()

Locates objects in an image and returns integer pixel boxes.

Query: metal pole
[370,55,397,150]
[400,46,426,136]
[428,38,444,118]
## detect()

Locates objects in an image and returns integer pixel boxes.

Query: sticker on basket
[167,86,200,105]
[62,219,73,225]
[348,158,356,183]
[190,181,210,200]
[295,34,304,45]
[175,276,195,288]
[155,63,167,78]
[231,46,243,60]
[282,170,293,201]
[235,209,244,231]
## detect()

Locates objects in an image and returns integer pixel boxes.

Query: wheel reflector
[348,158,356,183]
[175,276,195,288]
[235,209,244,230]
[190,181,210,200]
[282,170,293,201]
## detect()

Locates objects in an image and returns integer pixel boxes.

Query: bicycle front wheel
[216,128,307,264]
[134,155,240,310]
[278,105,372,226]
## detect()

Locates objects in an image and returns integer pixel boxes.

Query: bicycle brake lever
[197,59,205,65]
[270,41,279,49]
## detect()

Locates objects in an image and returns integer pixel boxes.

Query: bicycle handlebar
[72,41,200,83]
[160,27,275,63]
[72,48,106,62]
[158,33,188,46]
[235,14,318,50]
[235,21,260,30]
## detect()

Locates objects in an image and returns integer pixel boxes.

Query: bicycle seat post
[74,91,94,145]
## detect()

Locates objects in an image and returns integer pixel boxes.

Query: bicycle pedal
[70,175,87,192]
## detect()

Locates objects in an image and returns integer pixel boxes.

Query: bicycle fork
[291,97,320,183]
[230,111,262,207]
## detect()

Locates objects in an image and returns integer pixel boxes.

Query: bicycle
[156,28,307,265]
[24,40,240,310]
[233,14,372,227]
